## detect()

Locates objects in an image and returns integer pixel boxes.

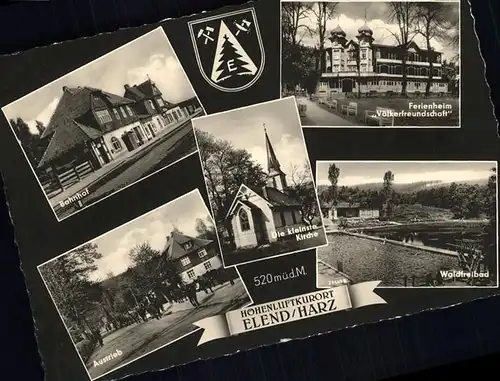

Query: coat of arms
[188,8,265,92]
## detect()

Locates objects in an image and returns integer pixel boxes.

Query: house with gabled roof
[225,128,303,249]
[124,78,185,133]
[161,231,223,283]
[35,76,191,194]
[320,200,380,220]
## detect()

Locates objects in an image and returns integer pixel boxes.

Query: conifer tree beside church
[215,35,252,82]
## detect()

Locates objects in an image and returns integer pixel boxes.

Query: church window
[239,209,250,231]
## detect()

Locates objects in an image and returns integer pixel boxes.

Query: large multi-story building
[35,77,201,195]
[161,231,223,284]
[316,23,449,97]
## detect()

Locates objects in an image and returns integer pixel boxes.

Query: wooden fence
[40,160,94,196]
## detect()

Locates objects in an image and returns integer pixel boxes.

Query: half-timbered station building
[161,231,223,283]
[36,77,200,196]
[317,23,449,97]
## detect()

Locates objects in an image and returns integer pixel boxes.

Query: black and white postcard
[37,189,250,380]
[1,27,204,221]
[1,1,499,380]
[316,161,498,287]
[192,97,328,266]
[281,0,460,127]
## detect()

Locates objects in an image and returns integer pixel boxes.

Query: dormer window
[120,107,127,118]
[180,257,191,266]
[198,248,207,258]
[126,106,134,116]
[145,100,155,113]
[113,109,120,120]
[157,98,164,107]
[96,110,112,124]
[183,241,193,250]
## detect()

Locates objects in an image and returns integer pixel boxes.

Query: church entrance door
[252,210,269,245]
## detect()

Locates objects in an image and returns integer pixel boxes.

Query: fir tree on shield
[215,35,252,82]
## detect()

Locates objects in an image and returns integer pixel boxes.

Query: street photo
[316,161,498,288]
[2,27,204,221]
[38,189,250,380]
[281,1,460,127]
[193,97,327,267]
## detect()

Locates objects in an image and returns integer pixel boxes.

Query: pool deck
[327,230,459,257]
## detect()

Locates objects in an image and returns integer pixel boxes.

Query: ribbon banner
[194,281,386,345]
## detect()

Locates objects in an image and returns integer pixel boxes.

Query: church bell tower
[264,124,287,192]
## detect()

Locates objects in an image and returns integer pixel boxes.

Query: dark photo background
[1,1,500,381]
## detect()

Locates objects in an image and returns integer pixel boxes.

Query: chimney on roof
[62,86,68,92]
[124,84,130,90]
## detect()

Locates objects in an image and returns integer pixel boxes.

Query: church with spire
[317,10,448,97]
[225,125,304,249]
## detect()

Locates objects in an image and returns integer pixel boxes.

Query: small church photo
[193,97,327,266]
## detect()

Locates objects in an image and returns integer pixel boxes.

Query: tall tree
[327,163,340,204]
[381,171,395,220]
[415,3,449,96]
[10,117,38,165]
[196,129,267,241]
[281,2,316,92]
[482,167,497,274]
[129,242,181,297]
[289,161,320,225]
[35,120,46,135]
[40,243,103,335]
[281,2,313,46]
[195,216,218,241]
[387,2,419,95]
[310,2,338,72]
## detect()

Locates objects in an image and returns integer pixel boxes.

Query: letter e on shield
[188,8,265,92]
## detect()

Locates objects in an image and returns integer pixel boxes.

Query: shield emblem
[188,8,265,92]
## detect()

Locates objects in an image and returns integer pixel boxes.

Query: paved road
[56,122,196,219]
[86,281,249,379]
[299,98,353,127]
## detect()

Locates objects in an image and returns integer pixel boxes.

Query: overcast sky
[2,27,196,135]
[289,1,459,62]
[193,97,313,184]
[316,161,496,186]
[49,190,213,282]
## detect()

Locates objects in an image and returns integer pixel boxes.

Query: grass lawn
[392,204,454,222]
[318,97,459,126]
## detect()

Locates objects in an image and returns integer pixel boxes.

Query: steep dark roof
[336,201,361,208]
[161,231,212,260]
[248,185,301,207]
[37,86,136,167]
[41,87,93,139]
[124,79,161,100]
[175,97,199,109]
[38,121,94,167]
